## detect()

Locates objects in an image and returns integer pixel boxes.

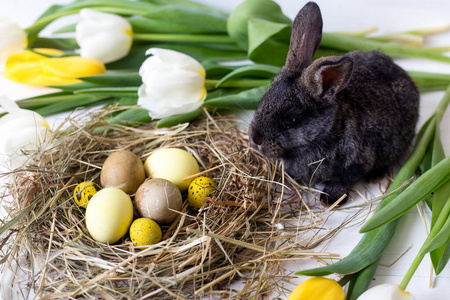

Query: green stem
[321,32,450,63]
[205,79,271,88]
[133,33,234,44]
[435,83,450,119]
[400,252,424,290]
[25,4,153,33]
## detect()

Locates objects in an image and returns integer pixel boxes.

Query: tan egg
[144,148,199,192]
[85,187,134,244]
[100,149,146,194]
[134,178,182,224]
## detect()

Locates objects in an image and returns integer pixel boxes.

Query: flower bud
[76,9,133,64]
[137,48,207,119]
[357,284,416,300]
[0,95,51,172]
[0,18,27,68]
[287,277,345,300]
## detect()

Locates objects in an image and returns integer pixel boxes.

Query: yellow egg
[144,148,199,192]
[85,187,134,244]
[129,218,162,246]
[187,176,216,210]
[73,181,101,208]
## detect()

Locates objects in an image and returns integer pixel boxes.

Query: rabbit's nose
[249,128,263,146]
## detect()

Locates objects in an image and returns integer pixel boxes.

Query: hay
[1,106,349,299]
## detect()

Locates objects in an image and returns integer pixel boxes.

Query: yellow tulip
[287,277,345,300]
[3,49,105,86]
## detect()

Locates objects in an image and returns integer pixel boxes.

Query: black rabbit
[249,2,419,205]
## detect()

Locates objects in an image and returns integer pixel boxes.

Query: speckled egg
[144,148,199,192]
[73,181,101,208]
[129,218,162,246]
[187,176,216,210]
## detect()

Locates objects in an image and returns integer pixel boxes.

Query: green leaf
[129,17,221,34]
[360,156,450,233]
[150,43,247,62]
[346,258,381,300]
[144,5,228,33]
[47,82,104,92]
[297,221,398,276]
[30,37,79,50]
[52,23,77,34]
[419,194,450,255]
[105,107,152,126]
[203,86,268,110]
[247,18,290,66]
[215,64,280,87]
[79,72,142,87]
[227,0,291,50]
[16,93,73,109]
[35,95,113,116]
[0,202,38,236]
[201,61,238,80]
[156,107,203,128]
[434,242,450,275]
[74,87,139,97]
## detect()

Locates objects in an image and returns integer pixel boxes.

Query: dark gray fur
[249,2,419,205]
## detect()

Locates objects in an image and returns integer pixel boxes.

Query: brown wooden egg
[100,150,146,195]
[134,178,182,224]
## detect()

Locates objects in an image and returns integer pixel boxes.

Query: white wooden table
[1,0,450,299]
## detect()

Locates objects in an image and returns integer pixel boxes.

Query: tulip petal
[0,98,51,172]
[357,284,416,300]
[76,9,133,64]
[41,57,106,79]
[3,50,105,86]
[287,277,345,300]
[146,48,205,75]
[137,48,207,120]
[0,18,27,66]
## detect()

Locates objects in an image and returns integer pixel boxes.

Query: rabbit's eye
[283,115,298,128]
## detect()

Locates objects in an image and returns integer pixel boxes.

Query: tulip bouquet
[2,0,450,129]
[1,0,450,299]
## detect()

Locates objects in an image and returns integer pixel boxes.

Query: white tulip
[0,18,27,68]
[357,284,415,300]
[76,9,133,64]
[0,95,51,173]
[137,48,207,119]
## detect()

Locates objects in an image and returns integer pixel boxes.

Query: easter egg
[85,187,134,244]
[129,218,162,246]
[100,149,146,194]
[134,178,182,224]
[187,176,216,210]
[73,181,101,208]
[144,148,199,192]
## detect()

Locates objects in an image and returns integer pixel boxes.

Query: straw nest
[1,107,349,299]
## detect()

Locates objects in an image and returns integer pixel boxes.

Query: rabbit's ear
[302,56,354,100]
[284,2,323,74]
